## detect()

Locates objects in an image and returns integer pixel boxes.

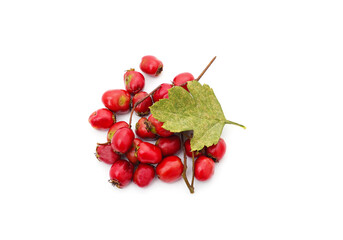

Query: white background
[1,0,342,239]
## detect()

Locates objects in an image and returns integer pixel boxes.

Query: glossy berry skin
[135,117,157,139]
[148,115,173,137]
[107,121,129,142]
[137,142,162,164]
[95,143,120,164]
[88,108,115,130]
[205,138,226,162]
[139,55,163,76]
[132,91,153,116]
[124,69,145,95]
[172,72,194,91]
[155,135,181,157]
[109,159,134,188]
[152,83,173,102]
[194,156,215,181]
[156,156,183,183]
[184,139,203,158]
[133,163,155,187]
[125,138,142,165]
[102,89,131,114]
[111,127,135,154]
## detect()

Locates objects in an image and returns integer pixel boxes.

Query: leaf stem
[128,85,161,128]
[181,133,194,194]
[225,120,246,129]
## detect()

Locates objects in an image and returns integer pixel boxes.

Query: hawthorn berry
[133,163,155,187]
[152,83,172,102]
[132,91,153,116]
[95,142,120,165]
[111,127,135,154]
[109,159,134,188]
[88,108,115,130]
[172,72,194,91]
[139,55,163,76]
[148,115,173,137]
[124,69,145,95]
[194,156,215,181]
[205,138,226,162]
[135,117,157,139]
[156,156,184,183]
[102,89,131,113]
[184,139,203,158]
[107,121,129,142]
[155,135,181,157]
[125,138,142,165]
[137,142,162,164]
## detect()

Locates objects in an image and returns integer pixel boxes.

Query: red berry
[152,83,172,102]
[155,135,181,157]
[194,156,215,181]
[184,139,203,158]
[88,108,115,130]
[148,115,173,137]
[109,159,133,188]
[139,55,163,76]
[133,163,155,187]
[137,142,162,164]
[205,138,226,162]
[172,72,194,91]
[95,142,120,164]
[125,138,142,165]
[135,117,157,139]
[132,91,153,116]
[156,156,183,183]
[107,121,130,142]
[124,69,145,95]
[111,127,135,154]
[102,89,131,113]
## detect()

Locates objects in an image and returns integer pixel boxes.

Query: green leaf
[150,81,245,151]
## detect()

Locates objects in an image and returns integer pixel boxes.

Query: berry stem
[225,120,246,129]
[179,56,217,88]
[191,152,195,189]
[181,133,194,194]
[195,56,216,81]
[128,85,161,128]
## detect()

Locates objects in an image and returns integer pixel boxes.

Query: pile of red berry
[89,55,226,193]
